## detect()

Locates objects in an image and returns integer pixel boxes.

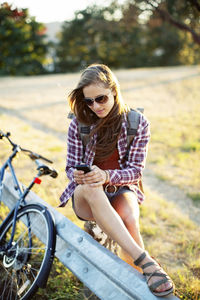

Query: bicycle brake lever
[32,152,53,164]
[37,153,53,164]
[21,148,53,164]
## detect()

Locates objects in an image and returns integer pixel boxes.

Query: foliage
[0,2,48,75]
[136,0,200,45]
[55,0,200,72]
[1,1,199,74]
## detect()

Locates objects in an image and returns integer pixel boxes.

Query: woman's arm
[108,114,150,185]
[65,119,83,181]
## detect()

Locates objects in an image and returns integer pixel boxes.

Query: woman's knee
[75,184,104,205]
[112,193,140,227]
[73,186,94,221]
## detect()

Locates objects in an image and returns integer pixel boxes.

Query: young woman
[60,64,174,297]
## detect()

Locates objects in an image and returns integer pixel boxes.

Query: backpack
[68,108,144,193]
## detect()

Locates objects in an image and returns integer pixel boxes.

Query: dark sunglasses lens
[84,95,108,106]
[84,98,94,106]
[95,95,108,104]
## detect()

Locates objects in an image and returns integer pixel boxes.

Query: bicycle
[0,130,58,300]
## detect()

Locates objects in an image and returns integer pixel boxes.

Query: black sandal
[134,252,174,297]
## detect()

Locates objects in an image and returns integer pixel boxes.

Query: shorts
[71,186,135,221]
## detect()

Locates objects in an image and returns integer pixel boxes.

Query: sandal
[134,252,174,297]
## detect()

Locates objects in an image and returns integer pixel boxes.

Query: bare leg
[74,184,143,259]
[111,192,144,248]
[111,192,144,270]
[73,184,173,293]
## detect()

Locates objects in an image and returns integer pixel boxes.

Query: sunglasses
[83,94,109,107]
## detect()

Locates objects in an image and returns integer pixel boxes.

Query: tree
[0,2,48,75]
[127,0,200,45]
[55,5,123,72]
[55,3,152,72]
[55,0,199,72]
[122,0,200,65]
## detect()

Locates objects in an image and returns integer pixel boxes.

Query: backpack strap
[127,108,143,149]
[126,108,144,194]
[77,122,90,149]
[68,112,90,150]
[68,108,144,152]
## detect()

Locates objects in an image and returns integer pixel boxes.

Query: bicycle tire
[0,203,56,300]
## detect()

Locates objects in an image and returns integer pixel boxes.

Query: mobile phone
[75,164,92,174]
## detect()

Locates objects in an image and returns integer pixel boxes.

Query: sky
[0,0,115,23]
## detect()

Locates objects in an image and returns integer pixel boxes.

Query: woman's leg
[111,191,144,249]
[73,184,173,293]
[110,191,144,269]
[74,184,143,259]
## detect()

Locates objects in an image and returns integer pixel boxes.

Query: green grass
[32,258,84,300]
[187,193,200,203]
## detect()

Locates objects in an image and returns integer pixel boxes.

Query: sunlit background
[0,0,199,75]
[0,0,110,22]
[0,1,200,299]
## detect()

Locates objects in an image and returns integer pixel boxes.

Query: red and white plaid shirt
[59,112,150,207]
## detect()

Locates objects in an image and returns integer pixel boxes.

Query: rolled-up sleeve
[65,119,83,181]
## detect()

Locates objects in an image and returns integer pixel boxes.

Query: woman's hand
[73,169,86,185]
[73,165,108,187]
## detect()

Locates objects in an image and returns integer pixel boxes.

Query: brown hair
[68,64,128,161]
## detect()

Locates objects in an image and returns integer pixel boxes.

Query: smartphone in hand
[75,164,92,174]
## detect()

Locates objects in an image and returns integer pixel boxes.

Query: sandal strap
[147,270,170,288]
[148,278,170,292]
[145,272,168,278]
[134,252,146,266]
[141,262,155,269]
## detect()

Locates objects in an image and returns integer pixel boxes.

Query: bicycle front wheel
[0,204,56,300]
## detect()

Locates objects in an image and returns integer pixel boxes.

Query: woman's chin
[95,110,106,118]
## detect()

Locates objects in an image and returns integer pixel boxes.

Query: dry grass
[1,66,200,298]
[0,114,82,226]
[140,189,200,299]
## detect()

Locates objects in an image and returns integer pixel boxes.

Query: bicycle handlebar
[0,130,54,165]
[20,148,53,164]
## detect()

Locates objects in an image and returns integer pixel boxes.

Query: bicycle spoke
[14,214,48,246]
[0,205,54,299]
[19,246,47,252]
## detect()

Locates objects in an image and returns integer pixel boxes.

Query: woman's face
[82,83,116,118]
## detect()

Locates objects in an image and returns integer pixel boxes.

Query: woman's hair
[68,63,128,161]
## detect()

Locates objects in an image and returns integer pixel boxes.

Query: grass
[0,66,200,299]
[120,66,200,200]
[148,112,200,198]
[187,192,200,203]
[32,258,84,300]
[140,189,200,299]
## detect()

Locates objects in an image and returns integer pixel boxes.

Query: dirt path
[143,167,200,226]
[1,66,199,227]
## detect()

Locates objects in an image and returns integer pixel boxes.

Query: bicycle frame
[0,145,39,250]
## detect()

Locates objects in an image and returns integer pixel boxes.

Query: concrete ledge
[1,172,179,300]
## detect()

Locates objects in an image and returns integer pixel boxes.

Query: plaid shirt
[59,112,150,207]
